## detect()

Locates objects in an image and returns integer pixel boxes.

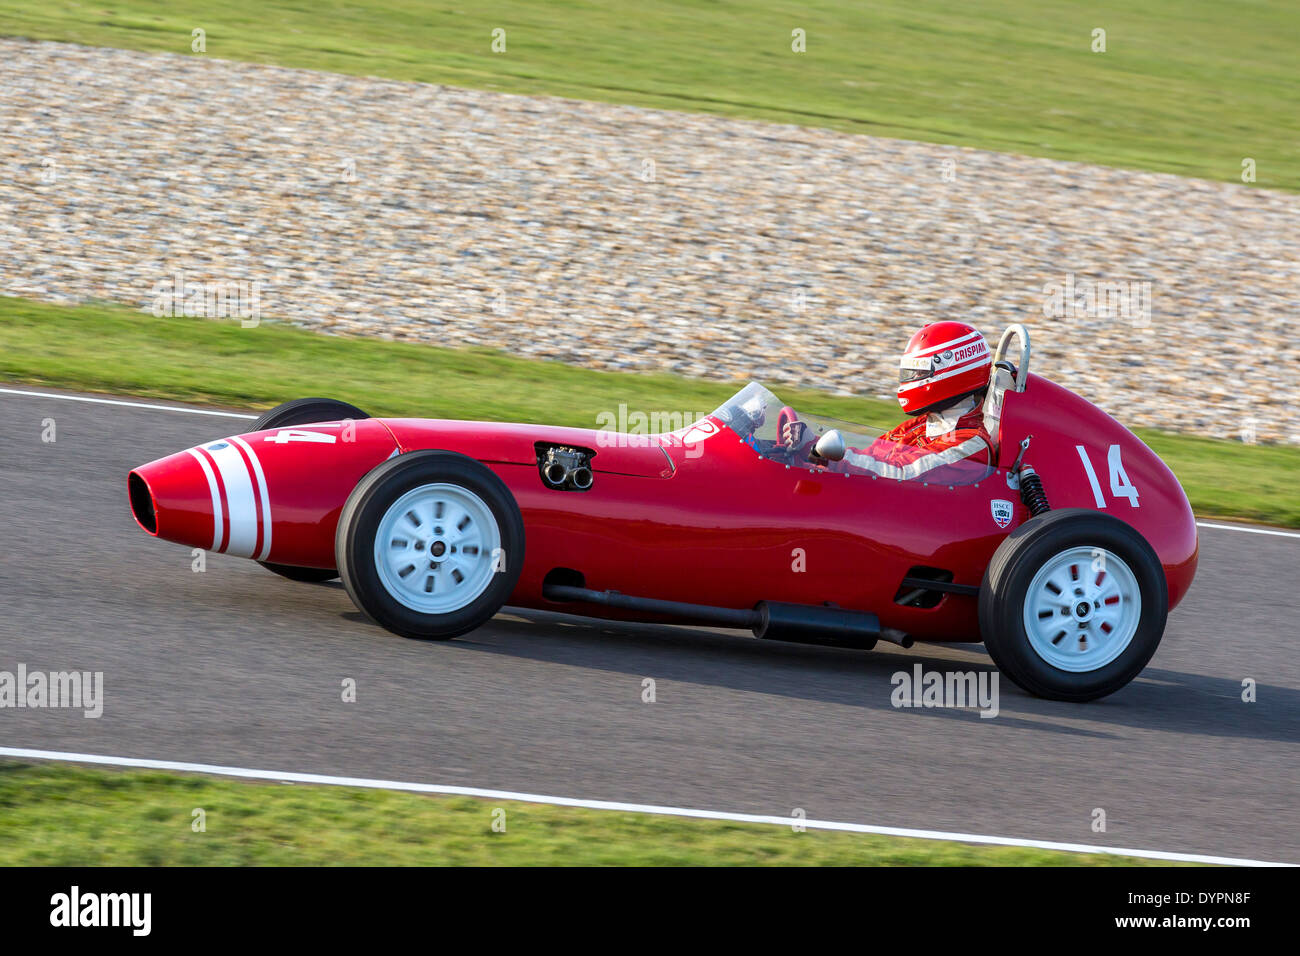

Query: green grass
[0,295,897,426]
[0,0,1296,189]
[0,761,1176,865]
[3,295,1298,527]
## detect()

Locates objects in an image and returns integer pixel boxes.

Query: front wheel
[979,509,1168,701]
[335,451,525,640]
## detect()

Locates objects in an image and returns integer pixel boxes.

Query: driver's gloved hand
[781,420,805,448]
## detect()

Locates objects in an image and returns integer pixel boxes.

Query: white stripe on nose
[229,435,273,561]
[202,441,259,558]
[185,448,223,551]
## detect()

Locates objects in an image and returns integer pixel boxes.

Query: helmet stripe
[904,330,986,360]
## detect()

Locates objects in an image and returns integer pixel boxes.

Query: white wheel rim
[1022,546,1141,673]
[373,483,501,614]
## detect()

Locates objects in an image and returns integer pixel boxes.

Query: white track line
[0,747,1291,866]
[0,386,256,419]
[1196,521,1300,540]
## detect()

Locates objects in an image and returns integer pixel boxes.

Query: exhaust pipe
[542,585,882,651]
[538,445,594,491]
[753,601,880,650]
[543,461,570,487]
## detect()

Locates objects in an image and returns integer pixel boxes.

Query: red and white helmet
[896,321,992,414]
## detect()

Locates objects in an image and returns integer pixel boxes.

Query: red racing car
[127,327,1197,701]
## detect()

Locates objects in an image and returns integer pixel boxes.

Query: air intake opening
[128,472,157,534]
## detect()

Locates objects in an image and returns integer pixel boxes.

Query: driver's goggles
[899,354,934,383]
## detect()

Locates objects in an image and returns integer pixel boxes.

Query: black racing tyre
[979,508,1167,702]
[335,450,525,640]
[252,397,369,432]
[253,398,370,582]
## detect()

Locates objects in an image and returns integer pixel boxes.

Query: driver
[785,320,995,481]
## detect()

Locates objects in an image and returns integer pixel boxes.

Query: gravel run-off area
[1,39,1297,442]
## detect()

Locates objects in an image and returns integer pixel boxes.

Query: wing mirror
[813,429,846,462]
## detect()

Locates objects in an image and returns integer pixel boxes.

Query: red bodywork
[128,373,1197,642]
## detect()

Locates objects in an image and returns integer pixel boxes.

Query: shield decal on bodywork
[990,498,1014,529]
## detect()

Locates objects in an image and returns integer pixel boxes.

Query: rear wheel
[254,398,371,583]
[252,397,369,432]
[335,451,524,640]
[979,509,1167,701]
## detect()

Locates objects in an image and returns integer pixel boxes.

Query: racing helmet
[896,321,992,414]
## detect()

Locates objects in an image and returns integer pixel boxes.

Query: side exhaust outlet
[537,444,594,492]
[543,461,570,487]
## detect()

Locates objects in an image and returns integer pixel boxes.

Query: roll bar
[991,324,1030,392]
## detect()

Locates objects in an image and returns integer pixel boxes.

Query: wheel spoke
[372,482,503,615]
[439,500,463,537]
[397,511,421,537]
[1022,546,1141,673]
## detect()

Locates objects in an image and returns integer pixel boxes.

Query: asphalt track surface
[1,389,1297,862]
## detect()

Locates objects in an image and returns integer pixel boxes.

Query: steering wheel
[776,406,799,444]
[774,406,808,461]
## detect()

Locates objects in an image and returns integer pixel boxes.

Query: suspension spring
[1018,465,1051,516]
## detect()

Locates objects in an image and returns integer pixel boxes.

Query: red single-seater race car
[127,326,1197,701]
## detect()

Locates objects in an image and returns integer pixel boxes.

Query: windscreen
[711,381,992,484]
[712,382,883,469]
